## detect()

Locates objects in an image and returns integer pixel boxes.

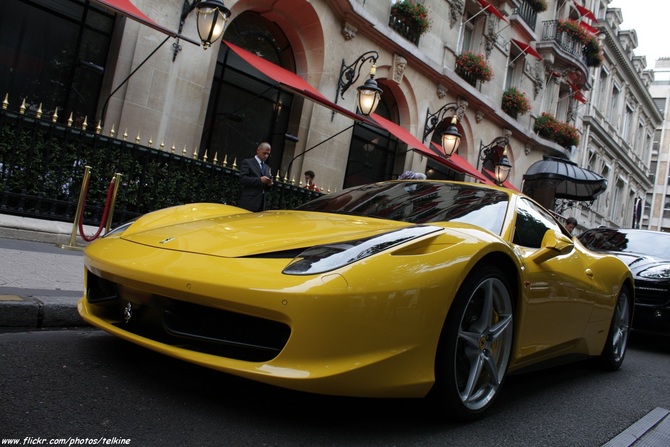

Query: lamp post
[174,0,231,60]
[477,136,512,186]
[333,51,382,118]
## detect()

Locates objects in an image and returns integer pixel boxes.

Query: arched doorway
[343,82,402,188]
[200,11,298,176]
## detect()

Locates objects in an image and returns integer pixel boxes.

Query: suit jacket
[238,157,272,212]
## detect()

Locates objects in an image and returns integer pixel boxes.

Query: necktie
[259,162,266,176]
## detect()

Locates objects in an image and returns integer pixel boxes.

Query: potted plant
[584,33,603,67]
[557,19,587,41]
[527,0,548,13]
[455,52,494,85]
[390,1,432,37]
[534,113,580,147]
[501,87,532,117]
[556,19,603,67]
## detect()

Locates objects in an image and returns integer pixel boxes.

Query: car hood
[610,252,665,274]
[120,210,432,258]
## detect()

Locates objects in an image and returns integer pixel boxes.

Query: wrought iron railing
[541,20,587,64]
[0,106,321,228]
[388,10,422,45]
[455,69,479,87]
[514,1,538,30]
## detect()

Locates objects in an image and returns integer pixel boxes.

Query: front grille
[86,270,291,362]
[634,280,670,306]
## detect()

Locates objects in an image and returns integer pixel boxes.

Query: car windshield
[579,229,670,259]
[296,181,510,235]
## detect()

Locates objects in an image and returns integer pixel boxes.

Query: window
[460,12,475,52]
[644,193,652,220]
[653,97,666,115]
[204,12,296,173]
[597,69,609,111]
[513,198,564,248]
[649,160,657,184]
[622,103,634,142]
[612,179,625,221]
[609,84,621,123]
[0,0,114,121]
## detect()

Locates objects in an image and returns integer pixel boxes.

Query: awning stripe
[91,0,199,45]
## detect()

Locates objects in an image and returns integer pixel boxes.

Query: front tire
[598,285,632,371]
[431,265,514,421]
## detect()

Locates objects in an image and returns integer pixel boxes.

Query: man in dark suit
[238,142,273,212]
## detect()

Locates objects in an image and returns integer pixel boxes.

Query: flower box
[389,1,431,44]
[502,87,532,118]
[455,52,494,86]
[534,113,580,147]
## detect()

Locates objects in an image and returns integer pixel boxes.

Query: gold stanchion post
[58,166,91,251]
[105,173,122,234]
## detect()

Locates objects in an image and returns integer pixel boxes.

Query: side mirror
[529,229,574,264]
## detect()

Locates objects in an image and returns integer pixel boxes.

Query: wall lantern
[440,116,462,158]
[495,150,513,185]
[176,0,231,58]
[334,51,382,117]
[478,136,513,186]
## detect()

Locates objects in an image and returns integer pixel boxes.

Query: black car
[579,228,670,336]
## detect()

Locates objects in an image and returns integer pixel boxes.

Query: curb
[0,294,87,328]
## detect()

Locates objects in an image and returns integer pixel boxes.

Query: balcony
[537,20,589,86]
[388,9,422,45]
[514,1,538,30]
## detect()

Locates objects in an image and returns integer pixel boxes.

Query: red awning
[223,41,369,123]
[367,114,490,183]
[476,0,508,22]
[575,3,597,22]
[578,21,599,35]
[567,81,588,104]
[511,39,543,60]
[91,0,199,45]
[483,169,519,191]
[429,142,492,184]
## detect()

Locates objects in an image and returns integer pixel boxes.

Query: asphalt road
[1,329,669,447]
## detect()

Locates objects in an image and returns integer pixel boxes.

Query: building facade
[647,59,670,232]
[0,0,660,228]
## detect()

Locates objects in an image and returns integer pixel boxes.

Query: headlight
[103,221,135,238]
[282,225,443,275]
[639,264,670,279]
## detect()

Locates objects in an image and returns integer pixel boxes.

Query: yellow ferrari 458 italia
[79,180,633,420]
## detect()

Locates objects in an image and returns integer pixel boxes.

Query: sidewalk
[0,214,91,328]
[0,213,668,446]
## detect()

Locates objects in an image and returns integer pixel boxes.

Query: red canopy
[575,3,598,22]
[578,21,599,35]
[91,0,199,45]
[429,142,492,184]
[511,39,543,60]
[224,41,369,124]
[476,0,508,22]
[367,114,490,184]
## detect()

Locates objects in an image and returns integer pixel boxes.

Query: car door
[512,198,596,360]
